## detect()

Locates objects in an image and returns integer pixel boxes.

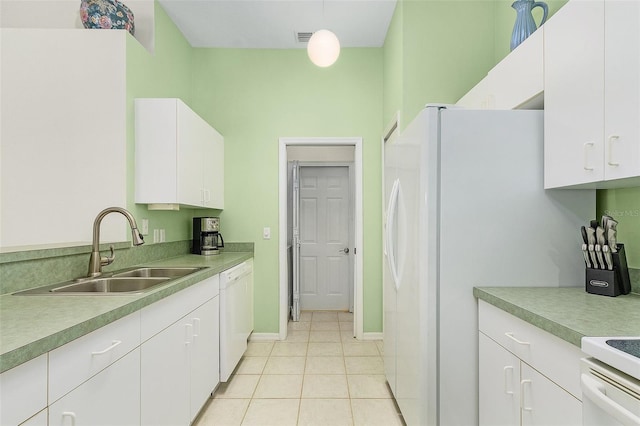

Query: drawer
[49,311,141,403]
[141,274,218,342]
[0,354,47,426]
[478,300,585,399]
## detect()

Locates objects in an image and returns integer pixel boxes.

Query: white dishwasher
[219,259,254,382]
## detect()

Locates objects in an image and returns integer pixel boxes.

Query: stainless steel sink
[113,267,201,278]
[13,267,204,295]
[49,277,170,293]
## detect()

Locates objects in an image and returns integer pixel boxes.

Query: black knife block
[585,244,631,297]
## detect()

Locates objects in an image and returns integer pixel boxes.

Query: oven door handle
[581,373,640,425]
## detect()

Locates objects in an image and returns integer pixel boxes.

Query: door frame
[278,137,363,340]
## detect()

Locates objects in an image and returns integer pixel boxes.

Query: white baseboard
[362,332,383,341]
[249,332,280,341]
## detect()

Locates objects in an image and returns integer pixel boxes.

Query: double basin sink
[15,267,203,295]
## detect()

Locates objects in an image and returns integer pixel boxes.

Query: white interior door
[299,166,352,311]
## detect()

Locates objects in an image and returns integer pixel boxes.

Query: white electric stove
[581,337,640,425]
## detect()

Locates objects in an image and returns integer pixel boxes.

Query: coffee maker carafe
[192,217,224,255]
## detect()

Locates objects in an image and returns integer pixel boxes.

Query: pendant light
[307,0,340,67]
[307,29,340,67]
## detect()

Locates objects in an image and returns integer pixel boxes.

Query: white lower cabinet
[478,300,583,426]
[0,354,47,426]
[141,275,220,425]
[21,410,47,426]
[48,348,141,426]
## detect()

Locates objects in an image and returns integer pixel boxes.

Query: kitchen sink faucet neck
[88,207,145,277]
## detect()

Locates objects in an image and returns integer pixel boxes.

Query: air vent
[296,31,314,43]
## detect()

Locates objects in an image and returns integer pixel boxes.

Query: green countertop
[474,287,640,347]
[0,252,252,373]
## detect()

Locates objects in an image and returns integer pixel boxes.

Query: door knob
[339,248,349,254]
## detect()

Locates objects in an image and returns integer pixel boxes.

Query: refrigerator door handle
[386,178,401,290]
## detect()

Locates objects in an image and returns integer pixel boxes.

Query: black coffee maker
[192,217,224,255]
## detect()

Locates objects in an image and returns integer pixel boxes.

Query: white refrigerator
[383,106,594,426]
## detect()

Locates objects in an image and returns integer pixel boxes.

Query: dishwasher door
[581,358,640,426]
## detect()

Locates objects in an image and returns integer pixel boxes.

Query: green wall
[125,3,222,243]
[190,49,384,333]
[124,0,637,336]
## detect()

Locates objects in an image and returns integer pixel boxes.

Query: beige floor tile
[194,398,249,426]
[285,330,310,342]
[305,356,346,374]
[302,374,349,398]
[338,312,354,322]
[241,399,300,426]
[288,321,311,331]
[298,399,353,426]
[351,399,403,426]
[342,341,380,357]
[263,356,306,374]
[253,374,303,399]
[244,341,274,357]
[310,321,340,331]
[339,321,354,331]
[312,311,339,322]
[341,331,357,342]
[213,375,260,399]
[344,357,384,375]
[309,330,342,342]
[271,341,308,356]
[347,375,392,399]
[299,311,313,322]
[235,357,268,375]
[307,342,343,356]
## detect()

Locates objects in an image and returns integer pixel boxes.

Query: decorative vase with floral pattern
[80,0,135,36]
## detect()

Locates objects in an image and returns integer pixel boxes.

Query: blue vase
[80,0,135,36]
[510,0,548,51]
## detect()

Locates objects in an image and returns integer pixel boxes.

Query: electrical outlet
[141,219,149,235]
[263,227,271,240]
[153,229,159,243]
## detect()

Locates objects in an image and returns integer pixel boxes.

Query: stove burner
[607,339,640,359]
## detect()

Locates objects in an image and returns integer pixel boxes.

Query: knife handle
[582,244,591,268]
[588,244,599,269]
[595,245,605,270]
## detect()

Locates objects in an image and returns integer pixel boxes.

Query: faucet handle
[100,245,115,267]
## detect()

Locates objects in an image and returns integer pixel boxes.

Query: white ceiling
[158,0,397,48]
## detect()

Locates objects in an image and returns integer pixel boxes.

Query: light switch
[141,219,149,235]
[263,227,271,240]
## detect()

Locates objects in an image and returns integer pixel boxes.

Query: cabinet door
[177,100,205,207]
[0,355,47,426]
[604,0,640,181]
[189,296,220,422]
[544,0,605,188]
[520,363,582,426]
[48,349,140,426]
[202,127,224,209]
[479,333,520,426]
[141,318,190,426]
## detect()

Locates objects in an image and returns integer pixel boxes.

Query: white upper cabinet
[544,0,640,189]
[457,27,544,110]
[135,98,224,210]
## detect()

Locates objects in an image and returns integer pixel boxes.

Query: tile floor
[194,311,405,426]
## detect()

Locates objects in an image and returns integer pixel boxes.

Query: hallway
[194,311,404,425]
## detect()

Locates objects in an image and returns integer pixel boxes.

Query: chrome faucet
[88,207,145,277]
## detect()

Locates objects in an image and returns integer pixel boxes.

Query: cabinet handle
[583,142,595,171]
[520,379,533,412]
[62,411,77,426]
[185,323,193,345]
[505,332,530,345]
[193,317,201,338]
[608,135,620,166]
[91,340,122,355]
[503,366,514,395]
